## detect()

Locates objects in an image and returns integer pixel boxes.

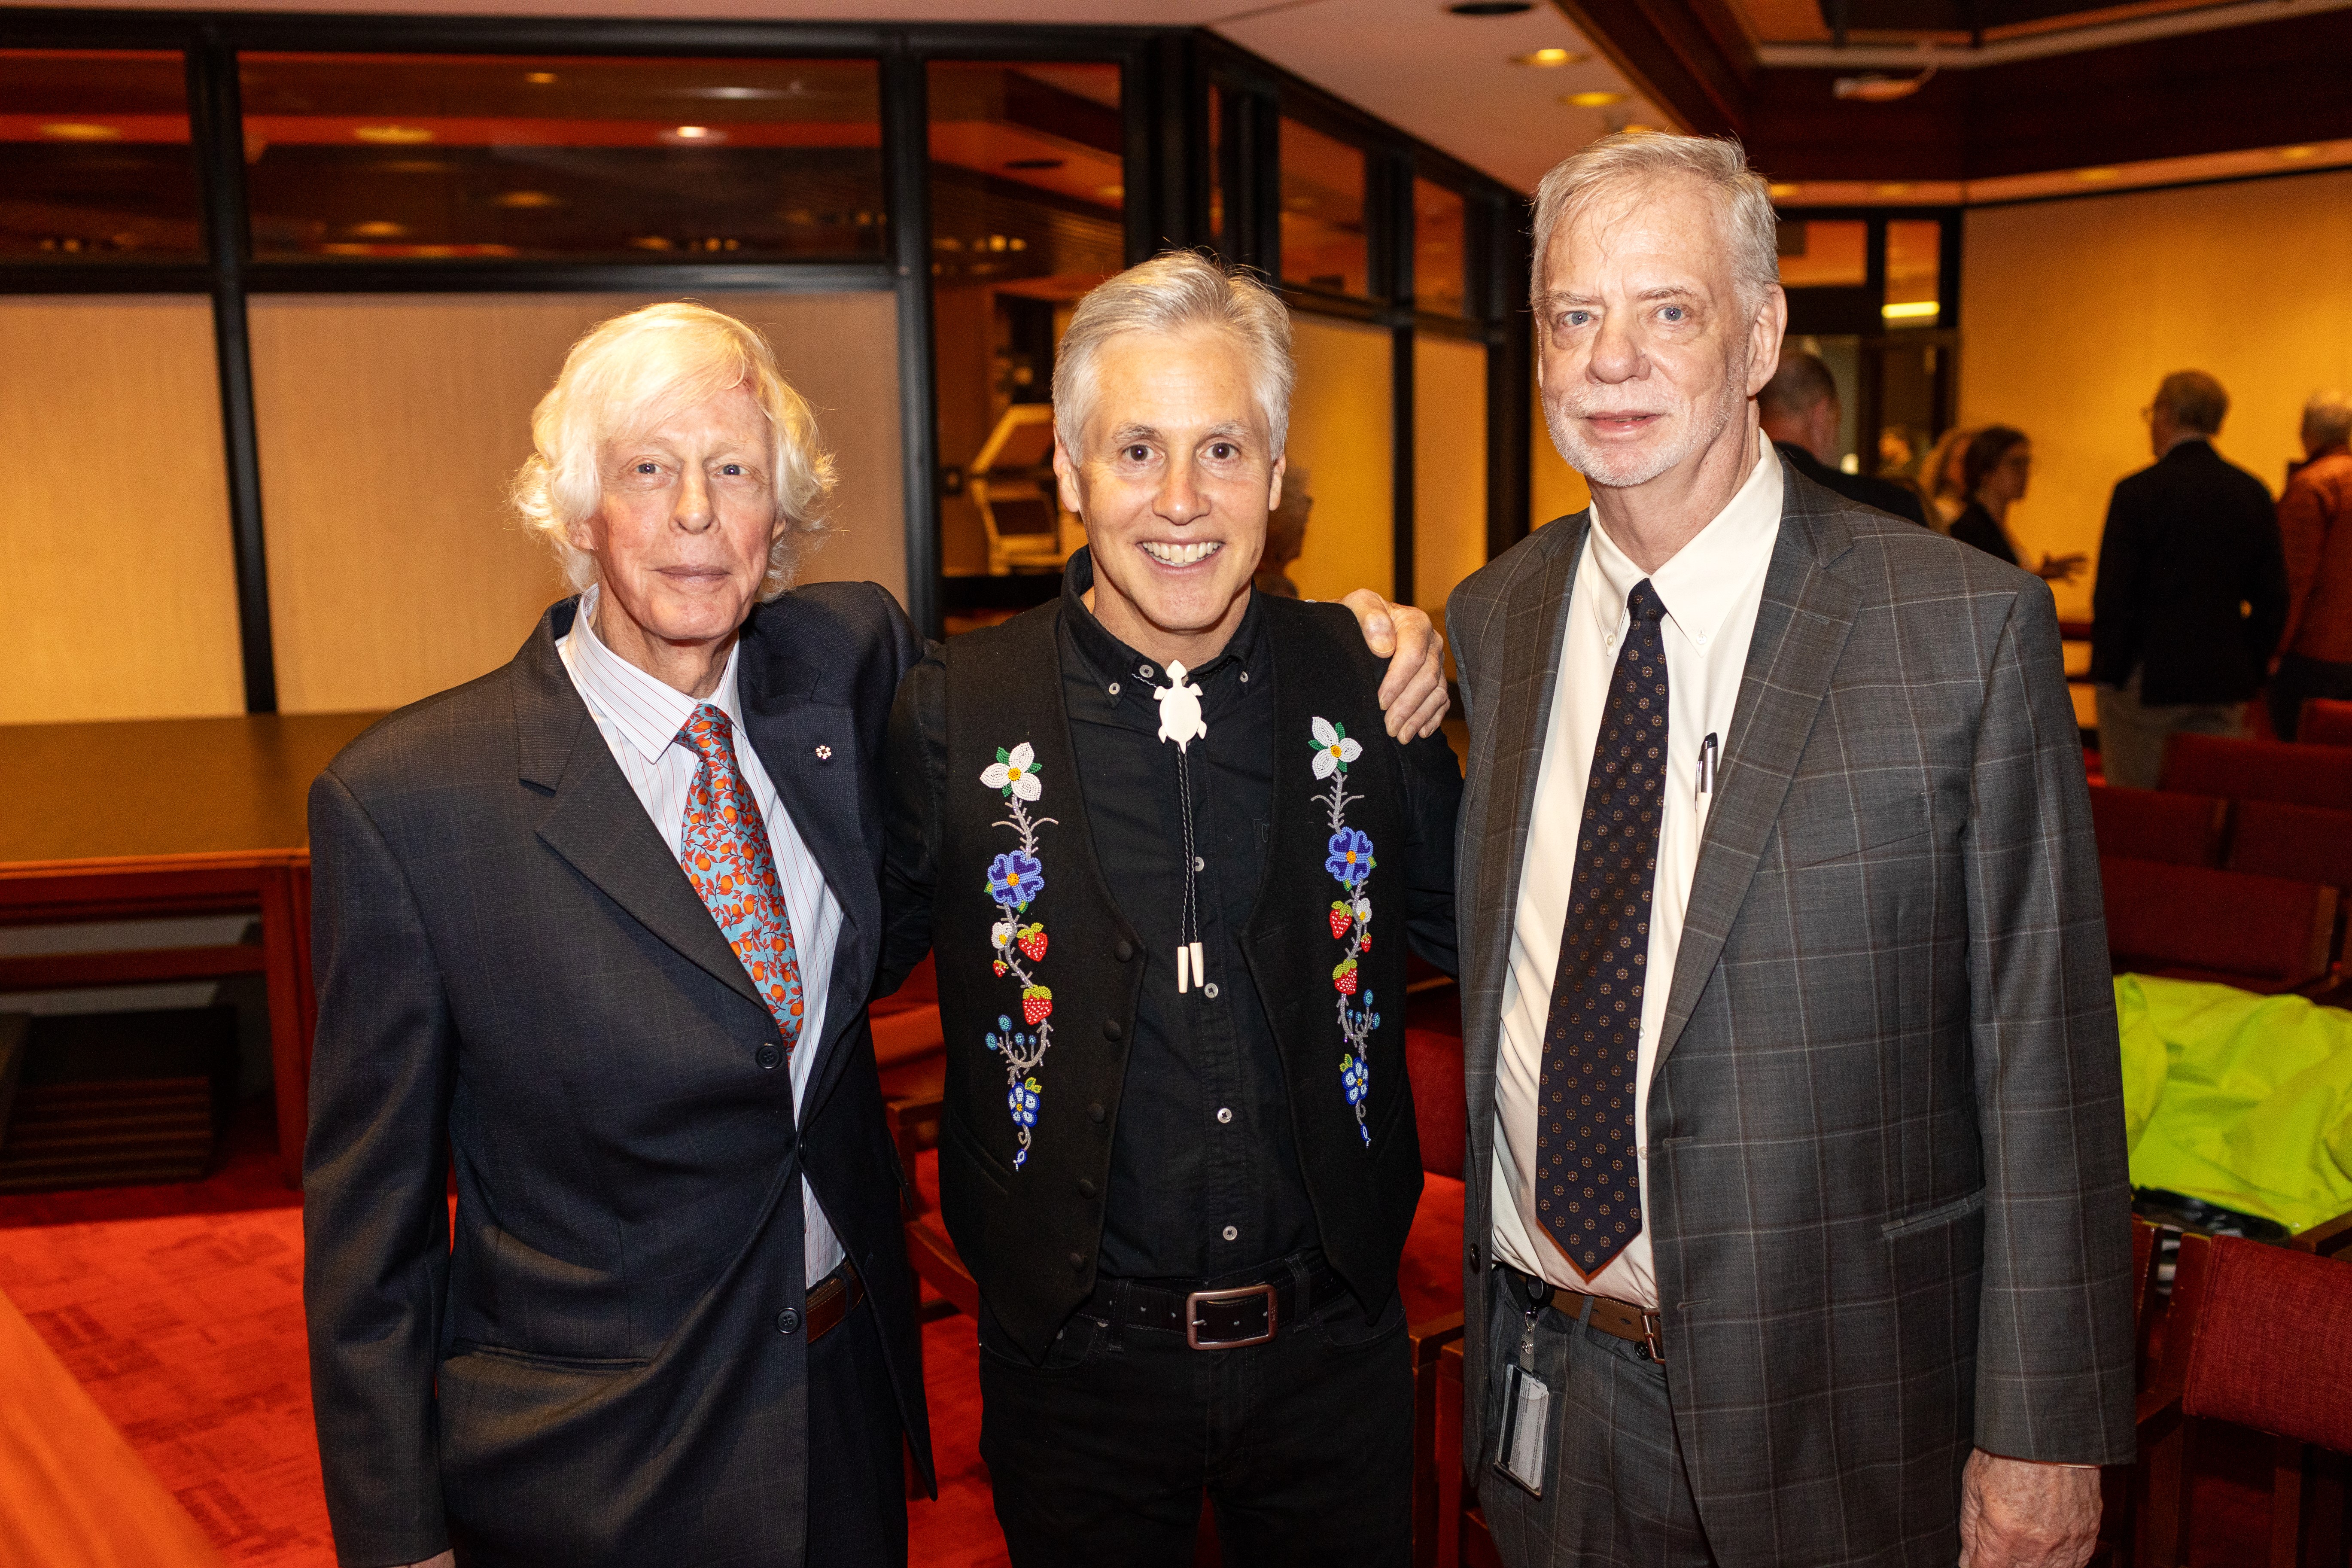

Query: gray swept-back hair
[1052,251,1296,457]
[2307,390,2352,449]
[1529,130,1779,314]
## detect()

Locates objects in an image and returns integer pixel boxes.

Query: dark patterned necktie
[1536,578,1667,1279]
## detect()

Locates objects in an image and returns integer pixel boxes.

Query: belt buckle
[1640,1310,1664,1362]
[1186,1282,1278,1349]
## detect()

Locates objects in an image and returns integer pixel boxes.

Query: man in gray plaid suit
[1447,131,2134,1567]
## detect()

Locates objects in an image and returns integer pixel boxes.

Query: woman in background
[1950,424,2087,583]
[1917,423,1977,532]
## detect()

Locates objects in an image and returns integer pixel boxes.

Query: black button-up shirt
[885,549,1460,1282]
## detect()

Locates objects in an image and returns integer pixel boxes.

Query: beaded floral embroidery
[981,742,1057,1168]
[1311,717,1381,1145]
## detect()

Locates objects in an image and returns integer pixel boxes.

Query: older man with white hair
[303,298,1447,1568]
[879,252,1462,1567]
[1446,133,2133,1567]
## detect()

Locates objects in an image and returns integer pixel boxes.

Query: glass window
[1414,334,1485,621]
[1774,218,1866,289]
[1883,218,1942,327]
[237,54,884,261]
[927,61,1124,586]
[0,50,204,260]
[1286,315,1392,600]
[1413,177,1467,317]
[1280,117,1368,298]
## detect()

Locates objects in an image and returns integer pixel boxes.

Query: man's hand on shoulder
[1958,1450,2101,1568]
[1337,589,1449,741]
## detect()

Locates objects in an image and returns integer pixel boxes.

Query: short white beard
[1544,348,1751,491]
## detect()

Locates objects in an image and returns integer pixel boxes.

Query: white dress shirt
[559,586,846,1285]
[1491,430,1783,1309]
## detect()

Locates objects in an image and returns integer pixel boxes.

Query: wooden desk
[0,712,383,1184]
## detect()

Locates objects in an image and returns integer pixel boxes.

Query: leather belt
[1499,1260,1664,1361]
[806,1264,865,1344]
[1085,1258,1345,1350]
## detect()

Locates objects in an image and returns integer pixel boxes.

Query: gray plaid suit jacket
[1448,463,2136,1566]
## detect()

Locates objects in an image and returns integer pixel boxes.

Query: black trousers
[977,1270,1415,1568]
[808,1291,910,1566]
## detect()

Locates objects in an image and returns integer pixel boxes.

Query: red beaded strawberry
[993,959,1008,977]
[1328,901,1353,940]
[1016,923,1048,962]
[1332,958,1359,996]
[1021,985,1053,1025]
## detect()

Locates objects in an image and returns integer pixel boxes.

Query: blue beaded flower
[1008,1076,1041,1167]
[1325,828,1375,888]
[1342,1053,1368,1105]
[986,849,1045,911]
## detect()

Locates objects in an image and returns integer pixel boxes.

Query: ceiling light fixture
[354,125,434,145]
[1446,1,1534,13]
[348,220,408,238]
[2075,167,2120,182]
[1882,301,1939,320]
[1875,182,1913,196]
[1510,48,1586,67]
[523,71,557,85]
[1562,90,1626,108]
[492,190,562,209]
[2279,145,2320,161]
[670,125,716,140]
[40,122,121,141]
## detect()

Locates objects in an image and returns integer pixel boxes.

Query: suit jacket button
[776,1308,801,1335]
[1114,939,1135,962]
[1088,1102,1106,1123]
[1102,1019,1123,1041]
[1067,1251,1086,1270]
[756,1044,782,1070]
[1077,1178,1097,1198]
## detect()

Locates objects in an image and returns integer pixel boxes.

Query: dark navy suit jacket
[303,584,931,1567]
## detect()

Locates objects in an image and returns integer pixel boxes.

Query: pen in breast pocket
[1695,732,1719,804]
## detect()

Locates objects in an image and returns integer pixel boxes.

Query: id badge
[1493,1360,1550,1496]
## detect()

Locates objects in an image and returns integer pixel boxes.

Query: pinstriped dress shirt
[1490,431,1781,1310]
[560,585,846,1285]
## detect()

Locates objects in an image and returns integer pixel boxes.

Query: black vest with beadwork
[934,594,1424,1361]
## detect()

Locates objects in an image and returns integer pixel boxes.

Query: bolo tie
[1153,660,1210,993]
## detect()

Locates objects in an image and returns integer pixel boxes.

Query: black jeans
[977,1262,1414,1568]
[2270,652,2352,740]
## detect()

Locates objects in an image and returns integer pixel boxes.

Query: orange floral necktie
[676,703,804,1049]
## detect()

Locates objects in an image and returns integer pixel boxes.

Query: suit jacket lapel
[737,612,879,1117]
[517,605,765,1012]
[1652,486,1859,1068]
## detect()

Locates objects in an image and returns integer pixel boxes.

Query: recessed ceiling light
[1005,157,1065,170]
[1875,181,1913,196]
[1883,301,1940,320]
[630,235,675,250]
[354,125,434,145]
[1562,91,1627,108]
[1447,1,1534,13]
[348,220,408,238]
[1511,48,1587,67]
[523,72,557,85]
[2074,167,2120,182]
[2278,145,2320,161]
[41,122,121,141]
[670,125,716,140]
[1768,182,1801,198]
[492,190,562,209]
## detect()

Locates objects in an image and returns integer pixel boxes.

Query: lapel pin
[815,745,833,761]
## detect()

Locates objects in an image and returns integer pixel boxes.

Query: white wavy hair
[1052,251,1296,457]
[1530,131,1780,314]
[512,301,835,601]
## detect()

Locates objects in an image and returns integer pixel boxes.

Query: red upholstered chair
[2136,1231,2352,1568]
[2300,700,2352,749]
[2100,857,2339,994]
[2227,801,2352,994]
[2089,784,2229,867]
[2162,734,2352,810]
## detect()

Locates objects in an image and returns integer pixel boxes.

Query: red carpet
[0,1102,2281,1567]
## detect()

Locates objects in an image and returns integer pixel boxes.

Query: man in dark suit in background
[1449,131,2132,1568]
[1756,346,1928,526]
[2090,370,2288,788]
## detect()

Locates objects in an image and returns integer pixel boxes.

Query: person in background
[1950,425,2088,583]
[1253,466,1311,597]
[1755,347,1928,524]
[2270,390,2352,739]
[2090,370,2289,788]
[1918,422,1978,531]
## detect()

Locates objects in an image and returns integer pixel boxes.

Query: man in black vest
[881,253,1463,1566]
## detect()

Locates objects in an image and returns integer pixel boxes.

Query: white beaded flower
[981,741,1043,801]
[1310,716,1363,779]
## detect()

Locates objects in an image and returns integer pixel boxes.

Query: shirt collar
[565,583,745,764]
[1060,545,1263,702]
[1585,426,1783,652]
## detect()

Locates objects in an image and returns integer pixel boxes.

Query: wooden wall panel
[0,296,243,725]
[249,289,904,715]
[1530,368,1595,532]
[1414,333,1487,625]
[1287,313,1394,604]
[1961,173,2352,622]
